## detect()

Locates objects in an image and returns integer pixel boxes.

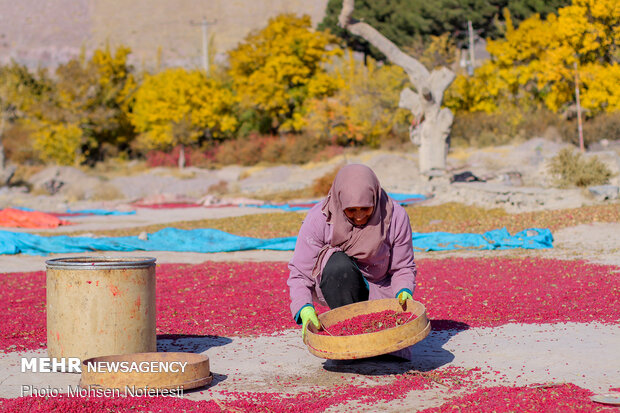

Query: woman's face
[344,206,374,226]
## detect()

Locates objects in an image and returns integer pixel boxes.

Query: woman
[287,164,416,341]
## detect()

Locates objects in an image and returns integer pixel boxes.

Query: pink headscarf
[312,164,393,278]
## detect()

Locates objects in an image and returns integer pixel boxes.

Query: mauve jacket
[287,199,416,319]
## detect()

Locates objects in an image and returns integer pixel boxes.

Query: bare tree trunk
[339,0,456,175]
[0,112,16,186]
[0,112,6,170]
[178,145,186,169]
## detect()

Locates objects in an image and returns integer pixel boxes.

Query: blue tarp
[246,192,427,211]
[387,192,427,204]
[411,228,553,251]
[65,209,136,216]
[247,204,317,212]
[0,227,552,256]
[12,207,135,216]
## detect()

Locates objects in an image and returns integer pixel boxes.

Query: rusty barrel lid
[46,256,156,270]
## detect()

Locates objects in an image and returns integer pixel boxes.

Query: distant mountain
[0,0,328,69]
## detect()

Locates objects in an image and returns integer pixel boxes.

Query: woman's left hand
[397,290,413,306]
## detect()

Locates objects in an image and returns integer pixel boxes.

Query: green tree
[319,0,430,61]
[320,0,571,60]
[506,0,573,23]
[421,0,569,40]
[421,0,499,38]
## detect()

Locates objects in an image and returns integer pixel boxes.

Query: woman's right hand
[300,306,321,341]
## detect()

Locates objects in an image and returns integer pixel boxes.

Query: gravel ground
[1,141,619,410]
[4,139,618,213]
[0,214,618,411]
[1,323,617,410]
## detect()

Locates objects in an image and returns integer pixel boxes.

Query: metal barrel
[46,257,157,363]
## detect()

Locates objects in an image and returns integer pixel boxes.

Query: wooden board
[79,352,212,391]
[304,299,431,360]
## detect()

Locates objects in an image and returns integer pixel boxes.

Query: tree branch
[338,0,355,27]
[338,0,430,89]
[429,68,456,106]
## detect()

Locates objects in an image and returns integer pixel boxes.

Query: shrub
[259,137,287,164]
[547,148,614,188]
[450,111,526,147]
[279,135,327,165]
[188,147,216,168]
[145,145,213,168]
[207,180,229,195]
[553,111,620,149]
[450,108,606,148]
[310,164,343,197]
[213,136,265,166]
[91,183,125,201]
[582,112,620,147]
[311,145,344,162]
[2,123,39,164]
[146,149,178,168]
[213,134,332,166]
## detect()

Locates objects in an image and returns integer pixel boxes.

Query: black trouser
[319,252,369,309]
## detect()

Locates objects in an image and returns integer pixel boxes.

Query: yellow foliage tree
[445,63,508,113]
[91,46,137,114]
[27,45,137,165]
[404,33,458,71]
[131,68,238,150]
[32,122,83,165]
[303,52,410,147]
[0,63,50,120]
[446,0,619,115]
[228,14,341,133]
[0,63,52,165]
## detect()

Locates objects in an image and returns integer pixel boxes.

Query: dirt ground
[1,142,619,410]
[5,139,619,214]
[0,205,619,410]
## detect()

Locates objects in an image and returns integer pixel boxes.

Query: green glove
[397,290,413,306]
[300,306,321,341]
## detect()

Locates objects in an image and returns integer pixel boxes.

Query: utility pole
[467,20,475,76]
[574,61,585,152]
[190,17,216,74]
